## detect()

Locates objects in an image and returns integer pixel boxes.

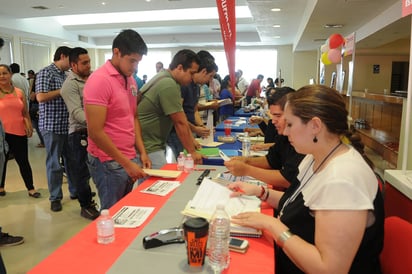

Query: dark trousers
[66,130,93,208]
[1,134,34,191]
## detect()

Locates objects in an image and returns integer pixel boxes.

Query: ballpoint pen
[196,169,211,185]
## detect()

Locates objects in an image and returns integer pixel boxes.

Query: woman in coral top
[0,64,40,198]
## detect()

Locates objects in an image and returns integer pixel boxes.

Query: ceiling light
[101,2,106,5]
[324,24,344,28]
[272,24,280,28]
[271,8,281,12]
[31,6,49,10]
[273,36,281,39]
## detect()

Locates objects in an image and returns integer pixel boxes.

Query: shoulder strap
[137,74,169,104]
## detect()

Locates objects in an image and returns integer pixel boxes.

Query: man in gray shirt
[61,47,99,220]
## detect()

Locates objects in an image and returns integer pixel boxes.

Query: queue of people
[1,30,386,274]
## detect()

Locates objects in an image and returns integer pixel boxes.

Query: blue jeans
[87,154,138,210]
[148,150,167,169]
[42,130,76,201]
[66,131,93,208]
[166,130,183,161]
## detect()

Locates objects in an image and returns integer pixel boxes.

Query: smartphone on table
[229,237,249,253]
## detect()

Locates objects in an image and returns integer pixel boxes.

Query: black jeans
[1,134,34,191]
[66,130,93,208]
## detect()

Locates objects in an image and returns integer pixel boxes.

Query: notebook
[181,178,262,238]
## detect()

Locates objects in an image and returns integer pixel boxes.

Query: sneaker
[80,203,100,220]
[0,233,24,247]
[50,200,62,212]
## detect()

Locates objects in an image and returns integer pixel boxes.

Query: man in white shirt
[10,63,30,106]
[236,69,249,95]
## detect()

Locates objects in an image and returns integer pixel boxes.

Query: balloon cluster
[320,33,345,65]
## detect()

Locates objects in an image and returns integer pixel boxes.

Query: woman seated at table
[218,75,235,122]
[229,85,384,274]
[224,88,304,190]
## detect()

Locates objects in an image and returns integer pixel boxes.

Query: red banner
[216,0,237,95]
[402,0,412,17]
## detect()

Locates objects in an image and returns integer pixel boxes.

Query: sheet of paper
[143,169,182,179]
[186,178,260,218]
[113,206,155,228]
[140,180,180,196]
[196,138,223,147]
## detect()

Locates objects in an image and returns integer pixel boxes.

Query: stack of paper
[181,178,262,237]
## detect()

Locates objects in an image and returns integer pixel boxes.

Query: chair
[380,216,412,274]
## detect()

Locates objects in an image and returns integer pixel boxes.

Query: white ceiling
[0,0,409,51]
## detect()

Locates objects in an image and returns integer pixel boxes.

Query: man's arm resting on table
[36,89,61,102]
[170,111,197,154]
[244,166,290,189]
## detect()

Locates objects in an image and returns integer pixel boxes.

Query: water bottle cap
[216,204,225,210]
[101,209,109,216]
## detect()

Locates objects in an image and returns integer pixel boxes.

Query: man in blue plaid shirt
[35,46,76,212]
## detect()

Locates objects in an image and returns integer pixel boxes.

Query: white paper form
[140,180,180,196]
[112,206,155,228]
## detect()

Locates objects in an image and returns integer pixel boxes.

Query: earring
[313,136,318,143]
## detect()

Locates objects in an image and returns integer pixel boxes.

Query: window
[209,49,277,85]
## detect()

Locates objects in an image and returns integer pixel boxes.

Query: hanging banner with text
[402,0,412,17]
[216,0,236,94]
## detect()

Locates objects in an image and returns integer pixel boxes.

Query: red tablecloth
[29,164,274,274]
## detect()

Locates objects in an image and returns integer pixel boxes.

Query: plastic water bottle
[242,132,251,157]
[177,152,185,171]
[208,204,230,273]
[184,153,194,173]
[96,209,115,244]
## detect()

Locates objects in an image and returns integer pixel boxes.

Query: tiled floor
[1,133,97,274]
[0,133,396,273]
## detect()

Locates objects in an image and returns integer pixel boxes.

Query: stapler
[142,227,185,249]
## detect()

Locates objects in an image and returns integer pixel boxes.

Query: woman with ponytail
[229,85,384,274]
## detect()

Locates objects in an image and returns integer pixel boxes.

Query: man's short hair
[197,51,218,73]
[267,87,295,109]
[69,47,88,64]
[112,29,148,56]
[10,63,20,73]
[53,46,72,61]
[169,49,200,70]
[257,74,264,80]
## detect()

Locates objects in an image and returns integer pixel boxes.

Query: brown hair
[287,84,374,168]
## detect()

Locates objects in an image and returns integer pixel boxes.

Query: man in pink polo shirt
[83,29,151,209]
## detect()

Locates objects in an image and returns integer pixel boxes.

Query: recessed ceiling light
[273,36,281,38]
[101,2,106,5]
[271,8,281,12]
[272,24,280,28]
[324,24,344,28]
[31,6,49,10]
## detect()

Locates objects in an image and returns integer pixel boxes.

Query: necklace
[279,141,342,217]
[0,86,14,94]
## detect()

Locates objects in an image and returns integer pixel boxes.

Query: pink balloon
[328,48,341,63]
